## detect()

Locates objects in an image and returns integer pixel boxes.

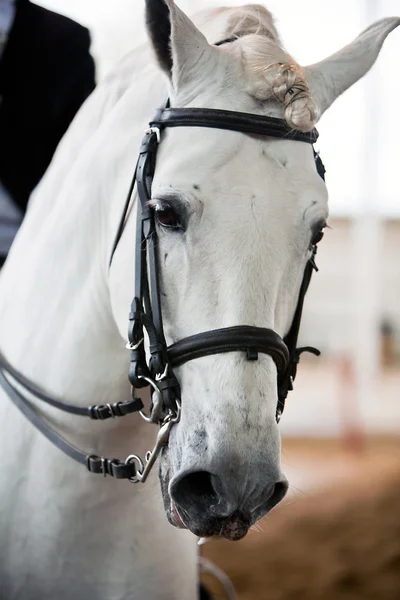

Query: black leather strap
[127,127,182,410]
[168,326,290,374]
[0,369,136,479]
[129,129,170,377]
[109,158,139,266]
[0,350,143,419]
[150,108,319,144]
[276,248,321,415]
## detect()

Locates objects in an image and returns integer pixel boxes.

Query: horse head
[110,0,399,541]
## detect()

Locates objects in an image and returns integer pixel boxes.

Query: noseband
[0,103,325,483]
[118,104,324,424]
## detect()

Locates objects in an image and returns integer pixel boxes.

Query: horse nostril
[267,479,289,510]
[170,470,289,532]
[171,470,219,516]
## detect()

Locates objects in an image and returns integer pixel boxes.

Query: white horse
[0,1,398,598]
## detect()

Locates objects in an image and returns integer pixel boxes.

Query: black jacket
[0,0,96,211]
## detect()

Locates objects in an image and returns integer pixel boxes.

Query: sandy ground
[201,436,400,600]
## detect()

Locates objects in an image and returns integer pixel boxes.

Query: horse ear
[145,0,173,75]
[145,0,216,91]
[304,17,400,117]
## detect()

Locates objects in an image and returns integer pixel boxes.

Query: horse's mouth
[160,465,189,529]
[168,499,188,529]
[167,497,251,540]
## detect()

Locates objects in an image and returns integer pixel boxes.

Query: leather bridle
[0,103,325,483]
[120,105,324,422]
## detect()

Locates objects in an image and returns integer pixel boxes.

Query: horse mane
[217,4,280,41]
[213,4,319,131]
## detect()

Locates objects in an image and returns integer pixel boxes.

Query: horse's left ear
[305,17,400,117]
[145,0,217,92]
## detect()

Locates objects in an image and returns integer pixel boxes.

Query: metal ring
[145,126,161,143]
[137,374,160,394]
[139,409,154,424]
[168,399,181,423]
[125,454,144,484]
[137,374,161,424]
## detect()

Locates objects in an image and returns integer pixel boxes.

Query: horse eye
[155,204,181,230]
[311,229,325,245]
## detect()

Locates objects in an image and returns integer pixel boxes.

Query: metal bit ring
[125,454,145,484]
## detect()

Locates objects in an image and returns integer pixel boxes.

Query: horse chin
[165,494,250,541]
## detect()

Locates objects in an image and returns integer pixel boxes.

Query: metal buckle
[126,338,144,351]
[137,374,160,394]
[145,126,161,143]
[155,363,169,382]
[106,403,116,419]
[86,455,108,477]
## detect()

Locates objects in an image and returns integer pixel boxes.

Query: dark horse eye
[155,204,181,230]
[311,229,325,245]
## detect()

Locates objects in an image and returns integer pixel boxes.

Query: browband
[150,107,319,144]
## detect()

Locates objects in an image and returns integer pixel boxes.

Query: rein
[0,103,325,484]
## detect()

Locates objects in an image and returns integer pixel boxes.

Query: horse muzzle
[165,467,288,541]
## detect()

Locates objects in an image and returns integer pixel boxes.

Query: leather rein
[0,104,325,484]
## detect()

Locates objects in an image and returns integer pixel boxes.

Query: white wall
[299,218,400,357]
